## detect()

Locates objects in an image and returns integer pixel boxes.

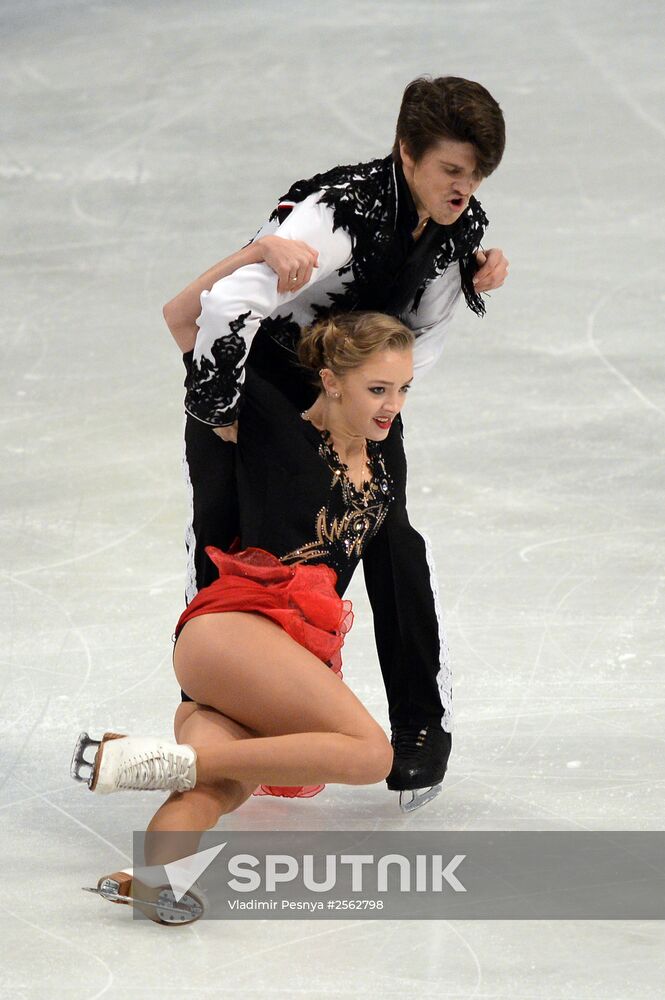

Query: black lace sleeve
[185,310,251,426]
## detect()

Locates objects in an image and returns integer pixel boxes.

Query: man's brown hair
[393,76,505,177]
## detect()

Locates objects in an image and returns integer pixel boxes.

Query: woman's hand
[213,422,238,444]
[256,235,319,294]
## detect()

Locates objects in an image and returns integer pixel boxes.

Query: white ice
[1,0,664,996]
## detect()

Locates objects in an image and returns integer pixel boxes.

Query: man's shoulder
[271,155,393,223]
[284,154,390,195]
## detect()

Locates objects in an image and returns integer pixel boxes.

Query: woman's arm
[163,236,319,353]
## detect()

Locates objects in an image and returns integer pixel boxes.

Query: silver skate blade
[82,885,127,899]
[398,783,442,814]
[82,884,201,921]
[70,731,101,786]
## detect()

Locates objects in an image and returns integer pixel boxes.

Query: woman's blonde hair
[298,311,414,379]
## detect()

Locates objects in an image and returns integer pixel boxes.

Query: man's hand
[257,235,319,293]
[473,248,509,293]
[213,422,238,443]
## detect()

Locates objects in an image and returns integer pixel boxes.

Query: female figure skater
[72,310,415,923]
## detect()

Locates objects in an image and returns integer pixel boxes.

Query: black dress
[178,368,405,632]
[175,369,402,799]
[176,367,402,678]
[236,369,396,593]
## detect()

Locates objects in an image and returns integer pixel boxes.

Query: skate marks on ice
[2,0,665,995]
[442,511,665,826]
[1,903,115,1000]
[436,268,665,828]
[556,10,665,141]
[585,278,665,421]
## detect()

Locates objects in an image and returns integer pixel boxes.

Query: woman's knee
[346,731,393,785]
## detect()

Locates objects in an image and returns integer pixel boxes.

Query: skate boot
[70,732,197,794]
[82,867,206,925]
[386,725,451,813]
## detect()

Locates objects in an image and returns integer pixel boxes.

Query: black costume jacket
[184,156,488,427]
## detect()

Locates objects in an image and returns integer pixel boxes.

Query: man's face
[400,138,483,226]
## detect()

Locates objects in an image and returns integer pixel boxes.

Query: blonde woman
[72,311,416,923]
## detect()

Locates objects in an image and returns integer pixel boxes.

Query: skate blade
[82,873,204,925]
[70,732,101,787]
[83,872,133,904]
[398,783,442,813]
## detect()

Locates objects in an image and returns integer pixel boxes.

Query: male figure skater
[163,75,508,811]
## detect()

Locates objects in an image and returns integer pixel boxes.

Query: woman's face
[329,347,414,441]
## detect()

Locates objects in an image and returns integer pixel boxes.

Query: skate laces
[116,750,194,792]
[391,726,429,758]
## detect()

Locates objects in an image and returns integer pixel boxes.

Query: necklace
[301,410,372,493]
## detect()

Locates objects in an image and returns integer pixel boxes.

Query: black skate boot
[386,725,451,813]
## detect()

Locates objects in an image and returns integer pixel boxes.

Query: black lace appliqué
[229,310,252,336]
[258,313,303,354]
[271,156,488,318]
[420,199,489,316]
[185,310,251,424]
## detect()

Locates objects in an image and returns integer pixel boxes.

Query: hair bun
[298,311,414,383]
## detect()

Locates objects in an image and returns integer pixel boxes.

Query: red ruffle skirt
[175,546,354,799]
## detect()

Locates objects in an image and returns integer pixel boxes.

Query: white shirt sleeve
[187,193,353,426]
[406,264,463,382]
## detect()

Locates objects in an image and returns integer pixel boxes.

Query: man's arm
[408,246,510,381]
[362,416,453,732]
[163,236,320,353]
[186,193,353,428]
[407,266,464,381]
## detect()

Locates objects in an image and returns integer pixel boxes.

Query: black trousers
[182,333,452,731]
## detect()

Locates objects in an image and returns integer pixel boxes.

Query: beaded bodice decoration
[280,422,393,569]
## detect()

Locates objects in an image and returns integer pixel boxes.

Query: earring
[334,392,340,399]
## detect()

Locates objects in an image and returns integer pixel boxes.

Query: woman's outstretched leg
[173,611,393,789]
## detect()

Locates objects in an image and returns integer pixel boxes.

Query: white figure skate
[83,867,206,925]
[70,731,197,794]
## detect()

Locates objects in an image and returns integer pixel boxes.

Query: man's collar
[392,158,420,235]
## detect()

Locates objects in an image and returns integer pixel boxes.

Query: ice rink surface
[2,0,664,995]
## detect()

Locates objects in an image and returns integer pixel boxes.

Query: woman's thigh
[174,700,257,745]
[174,612,385,742]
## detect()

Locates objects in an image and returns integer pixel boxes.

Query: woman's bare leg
[135,611,391,866]
[172,612,393,789]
